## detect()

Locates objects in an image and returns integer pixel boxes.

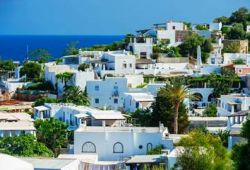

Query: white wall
[74,129,173,161]
[246,25,250,33]
[166,22,185,31]
[86,78,128,110]
[125,75,144,88]
[157,30,175,44]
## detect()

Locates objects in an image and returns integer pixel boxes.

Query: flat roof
[34,106,49,111]
[125,93,155,102]
[22,158,76,170]
[75,126,167,133]
[126,154,165,164]
[189,117,228,121]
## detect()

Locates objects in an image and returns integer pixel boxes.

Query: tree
[29,48,51,63]
[223,41,240,53]
[0,59,16,71]
[35,118,68,156]
[164,79,196,134]
[78,63,90,71]
[229,7,249,26]
[231,119,250,170]
[56,72,73,87]
[178,33,213,63]
[233,58,246,65]
[175,130,232,170]
[64,41,79,55]
[33,97,58,107]
[213,16,229,25]
[20,62,42,81]
[203,104,217,117]
[217,130,230,148]
[227,23,246,40]
[195,24,208,30]
[61,86,89,106]
[0,134,53,157]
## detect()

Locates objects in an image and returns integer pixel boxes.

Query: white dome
[0,154,34,170]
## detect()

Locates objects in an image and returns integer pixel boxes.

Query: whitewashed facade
[86,77,128,110]
[74,125,173,161]
[217,94,250,116]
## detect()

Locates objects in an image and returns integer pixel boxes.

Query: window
[123,63,127,68]
[136,102,140,108]
[130,64,132,68]
[172,26,176,30]
[113,142,124,153]
[95,98,99,104]
[147,143,153,152]
[114,98,118,104]
[82,142,96,153]
[94,85,100,91]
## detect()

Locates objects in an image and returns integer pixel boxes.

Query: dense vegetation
[0,134,53,157]
[20,62,42,81]
[35,118,69,157]
[231,119,250,170]
[174,130,232,170]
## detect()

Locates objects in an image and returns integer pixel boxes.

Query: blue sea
[0,35,124,61]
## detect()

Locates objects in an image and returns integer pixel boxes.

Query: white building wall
[74,129,173,161]
[247,25,250,33]
[86,78,128,110]
[166,22,185,31]
[157,30,176,44]
[125,75,144,88]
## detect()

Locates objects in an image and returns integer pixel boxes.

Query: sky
[0,0,250,35]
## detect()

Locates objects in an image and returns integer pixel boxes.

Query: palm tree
[56,72,73,87]
[61,86,89,106]
[165,79,197,134]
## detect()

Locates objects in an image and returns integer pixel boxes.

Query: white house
[86,77,128,110]
[0,112,36,137]
[98,51,136,77]
[156,21,187,46]
[124,92,155,112]
[217,93,250,116]
[34,103,126,130]
[127,37,153,59]
[44,63,95,96]
[74,124,173,161]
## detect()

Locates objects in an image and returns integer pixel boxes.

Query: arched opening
[192,93,203,102]
[82,142,96,153]
[208,93,215,102]
[147,143,153,152]
[113,142,124,153]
